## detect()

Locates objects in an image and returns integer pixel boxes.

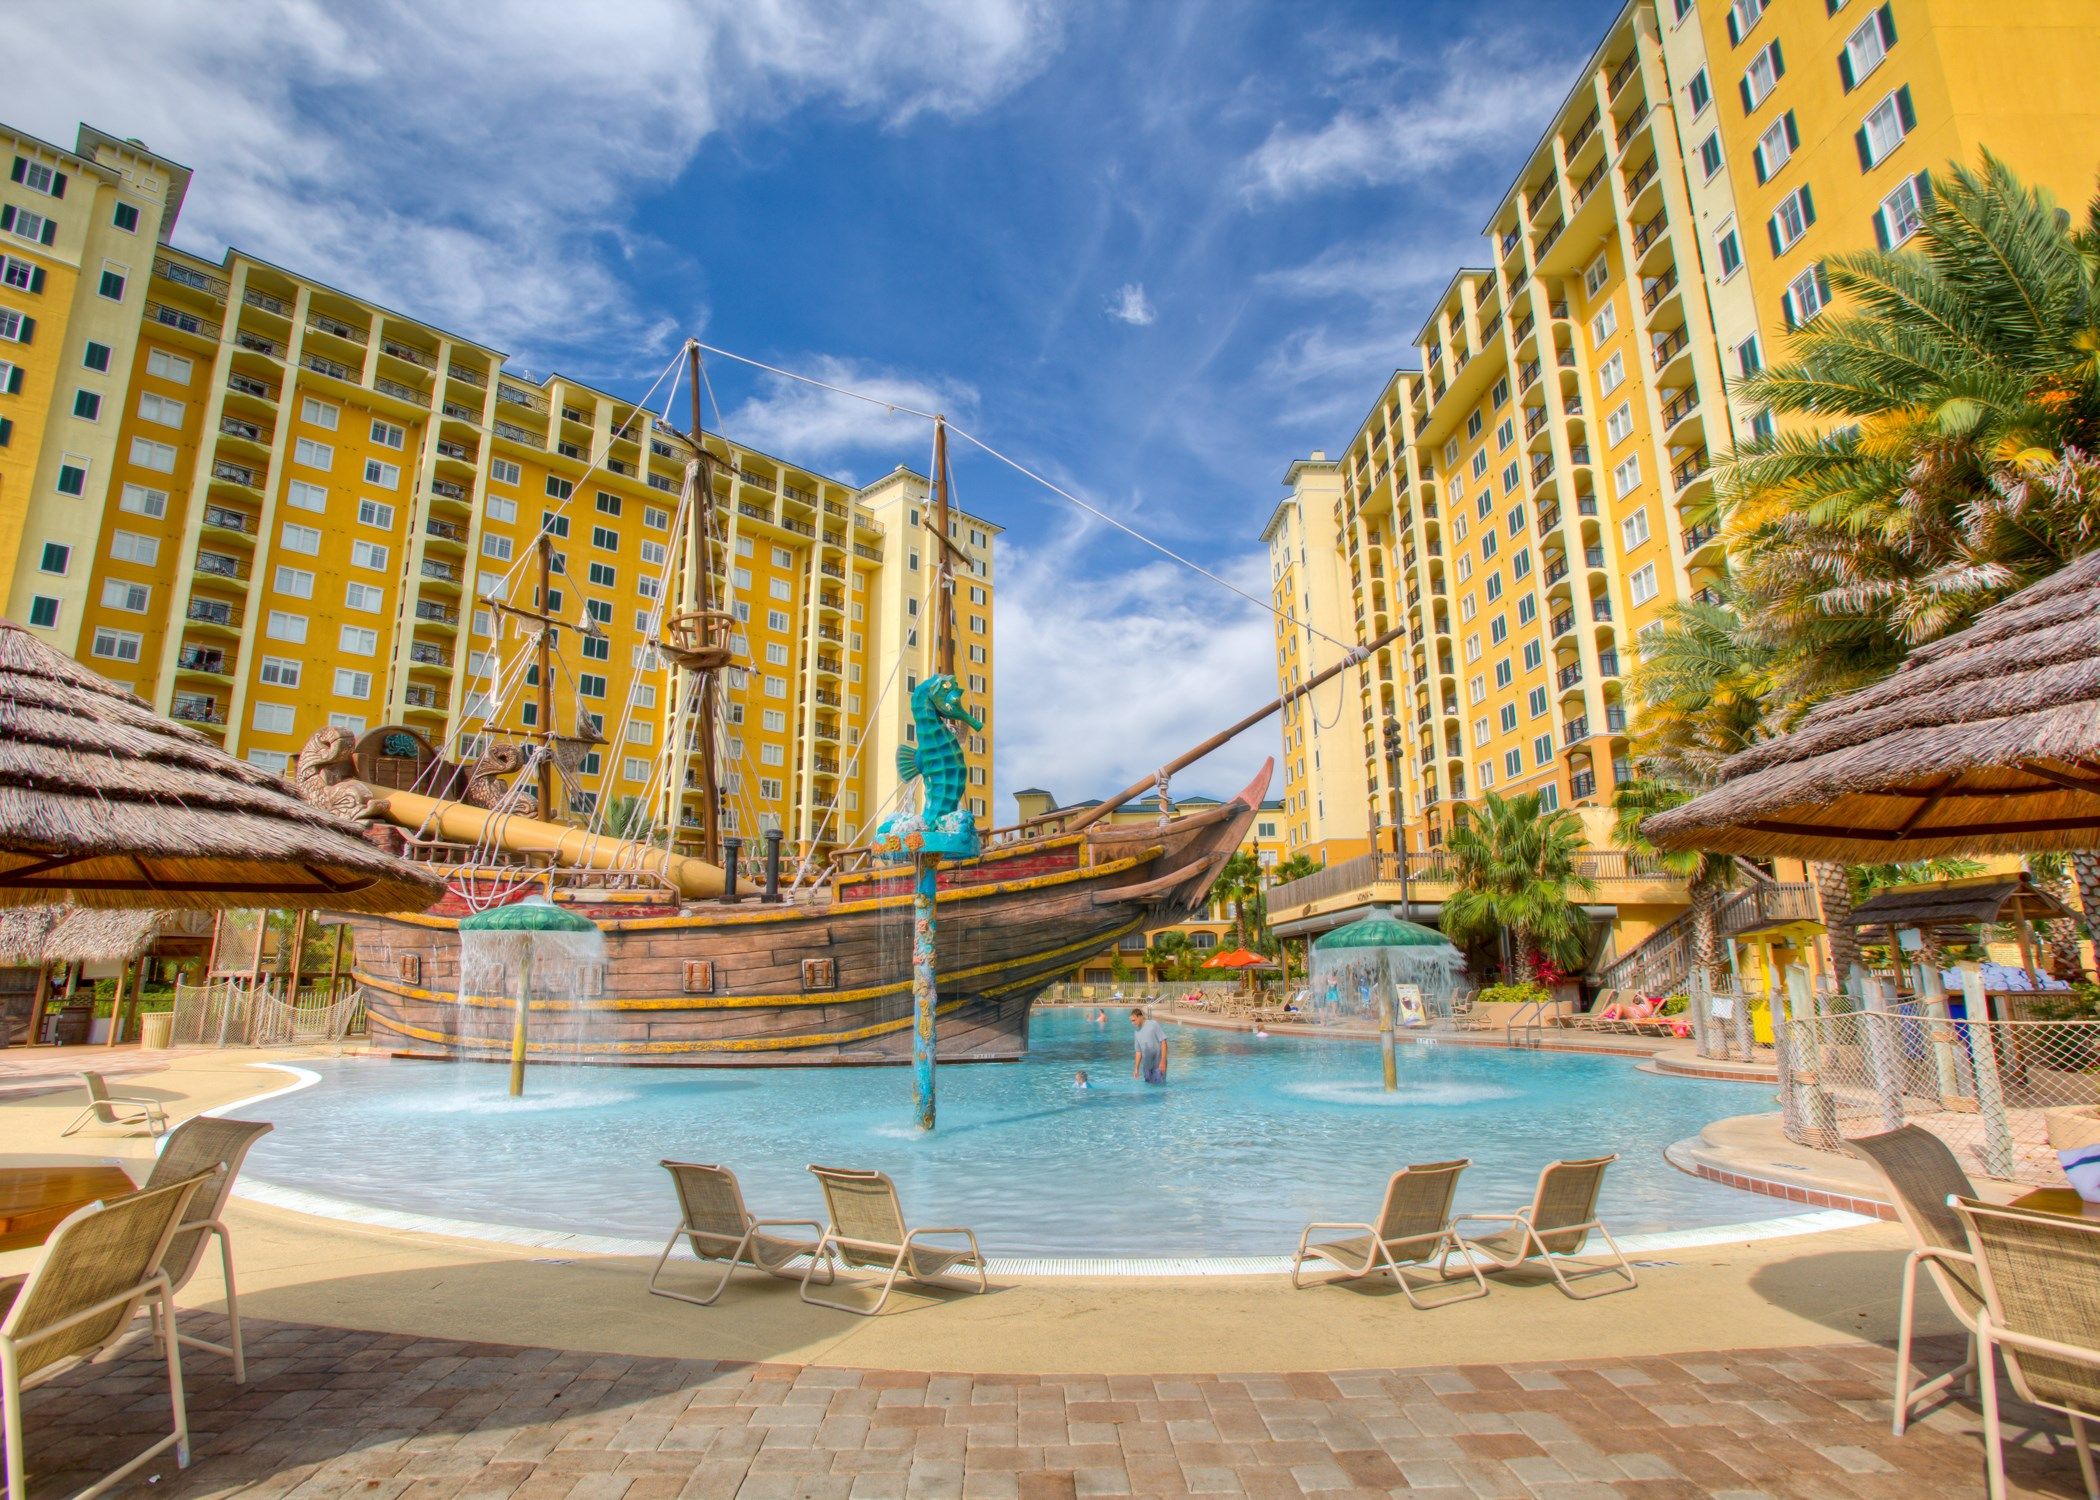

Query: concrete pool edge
[214,1062,1876,1274]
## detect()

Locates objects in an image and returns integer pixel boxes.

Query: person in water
[1130,1007,1168,1084]
[1093,1009,1107,1024]
[1073,1069,1091,1089]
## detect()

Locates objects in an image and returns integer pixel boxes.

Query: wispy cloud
[994,547,1281,812]
[1106,282,1157,326]
[1239,36,1572,203]
[718,356,976,472]
[8,0,1061,371]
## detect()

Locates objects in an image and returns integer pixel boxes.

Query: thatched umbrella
[1644,550,2100,863]
[0,620,443,912]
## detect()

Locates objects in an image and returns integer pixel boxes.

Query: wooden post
[913,853,940,1130]
[684,342,723,868]
[1379,979,1397,1092]
[288,908,309,1007]
[247,912,268,992]
[104,958,133,1048]
[25,963,50,1048]
[326,924,346,1001]
[510,946,532,1098]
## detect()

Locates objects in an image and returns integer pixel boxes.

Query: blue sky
[19,0,1622,813]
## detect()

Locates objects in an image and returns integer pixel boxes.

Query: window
[1518,595,1537,626]
[300,397,338,430]
[1697,131,1723,180]
[293,437,333,470]
[20,594,56,629]
[764,642,789,666]
[251,703,296,735]
[1857,87,1916,169]
[1614,456,1643,500]
[490,458,521,486]
[29,540,67,577]
[0,256,35,294]
[119,484,167,519]
[259,656,302,687]
[339,625,378,655]
[1466,410,1484,441]
[1523,639,1543,670]
[596,491,623,516]
[543,514,570,538]
[1492,648,1511,678]
[580,633,610,661]
[765,608,790,631]
[357,498,394,530]
[56,454,88,494]
[1876,172,1932,248]
[587,561,616,587]
[71,389,99,420]
[1537,783,1560,813]
[330,669,371,700]
[482,533,513,562]
[1726,0,1769,42]
[146,349,192,384]
[1533,733,1554,765]
[1583,253,1610,298]
[137,391,183,427]
[485,494,518,525]
[363,458,400,488]
[1500,461,1521,495]
[266,610,307,643]
[1717,220,1743,278]
[1621,507,1650,548]
[764,674,787,699]
[97,267,126,301]
[1769,185,1816,253]
[1740,41,1785,112]
[1469,450,1488,481]
[274,565,315,598]
[1606,402,1635,446]
[1473,716,1491,748]
[1505,747,1524,778]
[621,756,649,783]
[769,577,790,600]
[1630,562,1659,605]
[94,577,145,614]
[1783,263,1833,328]
[110,530,158,566]
[1750,409,1776,442]
[351,540,388,570]
[369,419,405,450]
[91,628,142,663]
[0,307,32,344]
[1841,5,1897,90]
[1589,304,1616,346]
[1496,417,1515,451]
[1,206,53,247]
[1736,335,1763,378]
[546,476,573,500]
[79,341,110,372]
[1491,376,1510,408]
[1687,68,1711,115]
[279,522,321,555]
[112,202,139,233]
[11,158,62,197]
[591,525,618,551]
[1753,111,1799,184]
[644,506,669,529]
[345,582,384,612]
[1597,352,1625,395]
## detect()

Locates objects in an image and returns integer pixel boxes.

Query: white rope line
[691,340,1356,653]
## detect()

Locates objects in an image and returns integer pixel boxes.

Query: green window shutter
[1896,85,1915,133]
[1727,11,1741,44]
[1879,4,1898,45]
[0,206,13,233]
[1768,217,1784,256]
[28,266,43,295]
[38,219,53,246]
[1816,264,1832,303]
[1913,169,1934,206]
[1801,184,1816,226]
[1740,77,1755,113]
[1873,209,1890,250]
[4,365,19,394]
[1782,292,1798,331]
[18,316,32,344]
[7,158,23,185]
[1753,144,1768,185]
[1839,50,1856,91]
[1855,126,1873,171]
[50,172,65,200]
[1771,41,1785,79]
[1785,111,1799,150]
[0,418,12,448]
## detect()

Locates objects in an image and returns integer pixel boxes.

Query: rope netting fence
[170,978,367,1047]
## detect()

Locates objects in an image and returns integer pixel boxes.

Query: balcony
[556,441,585,461]
[171,695,223,726]
[176,646,226,675]
[194,551,245,582]
[1674,452,1712,492]
[1518,358,1541,390]
[492,420,544,449]
[242,287,290,316]
[1633,215,1668,255]
[1479,311,1502,343]
[1536,503,1561,535]
[409,642,450,667]
[1615,103,1650,151]
[1642,268,1679,313]
[1535,219,1565,257]
[414,601,458,626]
[441,401,478,423]
[425,518,465,543]
[147,303,218,341]
[497,384,547,414]
[1682,520,1720,553]
[1691,586,1724,607]
[1550,609,1576,638]
[1585,544,1606,568]
[235,331,280,358]
[1530,453,1553,486]
[1499,226,1521,258]
[1543,555,1568,586]
[1564,106,1600,158]
[436,439,473,462]
[1592,600,1613,622]
[1557,662,1584,690]
[202,504,251,533]
[307,312,367,345]
[420,559,461,586]
[607,458,633,477]
[185,599,239,629]
[1571,770,1597,801]
[1608,51,1640,96]
[1650,329,1690,370]
[1567,443,1591,466]
[302,353,353,382]
[380,339,433,368]
[375,376,423,403]
[1563,716,1590,746]
[1513,313,1535,345]
[1576,494,1599,517]
[1573,159,1607,206]
[1660,388,1698,429]
[211,461,259,490]
[448,363,487,388]
[1525,407,1548,439]
[1625,156,1660,201]
[156,258,226,299]
[218,416,265,444]
[1596,650,1620,678]
[226,373,276,402]
[1606,705,1628,733]
[404,685,442,710]
[430,479,468,502]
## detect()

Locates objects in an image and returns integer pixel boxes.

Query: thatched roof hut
[1645,550,2100,862]
[0,620,444,911]
[0,905,186,966]
[1845,876,2073,932]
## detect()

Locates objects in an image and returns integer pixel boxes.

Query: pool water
[230,1009,1780,1259]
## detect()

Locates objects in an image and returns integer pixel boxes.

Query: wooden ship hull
[343,763,1270,1065]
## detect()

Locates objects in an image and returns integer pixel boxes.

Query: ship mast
[484,533,566,818]
[926,417,961,679]
[684,342,724,868]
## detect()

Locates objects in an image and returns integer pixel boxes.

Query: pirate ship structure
[299,346,1386,1065]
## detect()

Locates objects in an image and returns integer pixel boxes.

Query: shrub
[1476,980,1551,1008]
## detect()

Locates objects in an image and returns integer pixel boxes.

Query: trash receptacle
[140,1011,174,1050]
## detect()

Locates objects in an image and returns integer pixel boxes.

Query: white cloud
[1263,241,1462,307]
[1107,283,1157,326]
[992,546,1283,816]
[8,0,1059,369]
[718,356,977,472]
[1240,40,1571,202]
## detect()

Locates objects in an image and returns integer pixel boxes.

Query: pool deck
[1,1045,2087,1496]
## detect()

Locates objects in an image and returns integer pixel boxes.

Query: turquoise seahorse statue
[896,674,983,823]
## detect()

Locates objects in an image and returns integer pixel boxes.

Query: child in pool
[1073,1069,1091,1089]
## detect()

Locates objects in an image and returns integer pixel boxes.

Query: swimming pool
[227,1010,1793,1263]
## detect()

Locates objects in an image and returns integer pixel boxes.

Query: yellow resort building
[0,120,996,872]
[1263,0,2100,980]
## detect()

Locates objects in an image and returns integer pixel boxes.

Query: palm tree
[1441,792,1597,975]
[600,793,655,842]
[1209,850,1266,950]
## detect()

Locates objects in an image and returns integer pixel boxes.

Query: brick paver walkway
[17,1316,2083,1498]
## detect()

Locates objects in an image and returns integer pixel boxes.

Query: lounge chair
[140,1117,274,1381]
[1291,1158,1490,1307]
[648,1160,831,1307]
[2,1169,218,1500]
[1844,1125,1984,1435]
[1443,1155,1637,1299]
[1555,990,1619,1029]
[799,1165,986,1316]
[59,1071,168,1138]
[1952,1198,2100,1500]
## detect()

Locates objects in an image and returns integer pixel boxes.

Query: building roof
[1646,551,2100,862]
[1846,877,2074,932]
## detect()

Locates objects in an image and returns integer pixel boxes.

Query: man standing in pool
[1130,1007,1168,1084]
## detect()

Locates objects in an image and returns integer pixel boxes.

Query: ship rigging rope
[691,340,1359,654]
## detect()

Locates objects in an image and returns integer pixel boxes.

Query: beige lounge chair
[140,1117,274,1381]
[59,1072,168,1138]
[1845,1125,1984,1434]
[1443,1155,1637,1299]
[648,1161,831,1307]
[1556,990,1620,1030]
[799,1165,987,1316]
[2,1169,217,1500]
[1291,1158,1490,1307]
[1952,1198,2100,1500]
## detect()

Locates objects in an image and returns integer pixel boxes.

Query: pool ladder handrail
[1504,994,1577,1049]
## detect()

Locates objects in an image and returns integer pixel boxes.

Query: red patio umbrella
[1203,947,1267,969]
